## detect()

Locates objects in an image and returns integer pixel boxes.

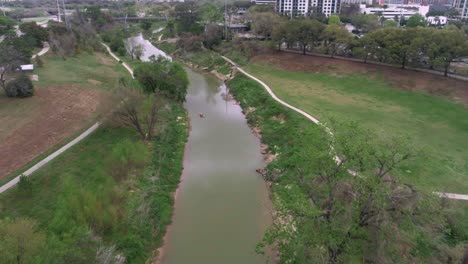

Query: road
[222,56,468,201]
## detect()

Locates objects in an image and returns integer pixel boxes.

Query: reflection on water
[125,33,171,62]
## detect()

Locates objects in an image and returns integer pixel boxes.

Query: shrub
[5,75,34,97]
[18,175,33,194]
[117,47,127,57]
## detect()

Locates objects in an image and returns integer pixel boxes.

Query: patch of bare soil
[252,52,468,107]
[0,86,108,179]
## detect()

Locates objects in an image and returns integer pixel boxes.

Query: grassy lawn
[0,52,131,180]
[244,62,468,193]
[35,52,129,90]
[0,100,188,263]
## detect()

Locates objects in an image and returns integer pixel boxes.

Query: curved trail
[102,43,135,78]
[0,46,134,194]
[222,56,468,201]
[31,42,50,59]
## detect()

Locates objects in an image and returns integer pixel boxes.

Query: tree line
[265,16,468,76]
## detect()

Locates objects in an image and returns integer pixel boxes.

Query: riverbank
[0,99,188,263]
[226,72,468,262]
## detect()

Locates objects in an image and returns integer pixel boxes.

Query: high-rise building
[276,0,311,16]
[276,0,341,16]
[311,0,341,16]
[453,0,468,20]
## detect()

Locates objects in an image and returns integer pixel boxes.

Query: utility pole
[56,0,61,22]
[1,0,6,17]
[224,0,227,40]
[61,0,68,28]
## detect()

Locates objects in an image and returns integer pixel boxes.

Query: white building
[276,0,311,16]
[251,0,276,4]
[341,0,372,4]
[312,0,341,16]
[359,4,429,19]
[276,0,341,16]
[427,16,447,25]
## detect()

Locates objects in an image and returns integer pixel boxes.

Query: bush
[5,75,34,98]
[18,175,33,194]
[117,46,127,57]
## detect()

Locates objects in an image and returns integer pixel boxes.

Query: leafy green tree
[174,1,200,33]
[19,22,48,46]
[203,23,223,49]
[406,13,426,27]
[250,12,282,39]
[0,16,16,35]
[382,27,414,68]
[0,218,45,264]
[140,20,152,31]
[0,45,27,91]
[351,14,380,33]
[272,19,288,51]
[383,19,397,28]
[134,59,189,102]
[321,25,352,57]
[5,74,34,98]
[429,28,468,76]
[328,14,341,25]
[257,120,453,263]
[353,34,379,63]
[288,19,325,55]
[199,3,222,23]
[85,6,108,29]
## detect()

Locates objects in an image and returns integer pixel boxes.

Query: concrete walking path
[102,43,135,78]
[31,42,50,59]
[0,45,134,195]
[222,56,468,201]
[0,123,100,194]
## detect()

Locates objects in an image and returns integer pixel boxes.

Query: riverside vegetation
[0,9,189,264]
[227,74,468,263]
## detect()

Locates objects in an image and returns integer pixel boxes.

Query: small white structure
[359,4,430,19]
[20,64,34,71]
[427,16,447,26]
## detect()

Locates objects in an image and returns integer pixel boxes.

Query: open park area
[245,52,468,193]
[0,53,126,180]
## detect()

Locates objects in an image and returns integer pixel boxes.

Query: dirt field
[252,52,468,107]
[0,86,110,179]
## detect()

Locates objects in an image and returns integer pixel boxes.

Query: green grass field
[0,101,187,263]
[35,52,129,90]
[244,62,468,193]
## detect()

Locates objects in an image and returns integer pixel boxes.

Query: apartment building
[276,0,341,16]
[453,0,468,20]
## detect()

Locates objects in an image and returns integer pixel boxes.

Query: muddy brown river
[126,35,270,263]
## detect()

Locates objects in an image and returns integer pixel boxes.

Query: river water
[126,35,270,264]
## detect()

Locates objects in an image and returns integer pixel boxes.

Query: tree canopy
[406,13,426,28]
[134,59,189,102]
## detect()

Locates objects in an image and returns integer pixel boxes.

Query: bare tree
[114,81,160,141]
